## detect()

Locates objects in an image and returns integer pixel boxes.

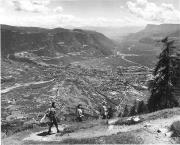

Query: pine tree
[148,37,178,112]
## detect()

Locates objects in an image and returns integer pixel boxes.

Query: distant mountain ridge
[1,24,115,60]
[144,24,180,33]
[125,24,180,41]
[78,26,144,41]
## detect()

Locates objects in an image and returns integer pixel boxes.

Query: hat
[77,104,82,108]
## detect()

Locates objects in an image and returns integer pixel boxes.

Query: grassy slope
[2,108,180,144]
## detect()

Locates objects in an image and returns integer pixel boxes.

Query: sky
[0,0,180,28]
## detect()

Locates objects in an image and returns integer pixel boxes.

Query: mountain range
[125,24,180,42]
[1,25,115,62]
[77,26,144,41]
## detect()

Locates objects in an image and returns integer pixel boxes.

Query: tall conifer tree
[148,37,178,112]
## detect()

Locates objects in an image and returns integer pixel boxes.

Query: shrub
[170,121,180,137]
[137,101,149,114]
[170,121,180,143]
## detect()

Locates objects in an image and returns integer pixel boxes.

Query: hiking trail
[20,115,180,144]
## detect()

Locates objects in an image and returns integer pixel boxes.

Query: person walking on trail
[76,104,84,122]
[46,102,60,134]
[107,105,113,119]
[102,102,108,119]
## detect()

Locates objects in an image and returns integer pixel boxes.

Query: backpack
[76,108,84,117]
[46,108,56,118]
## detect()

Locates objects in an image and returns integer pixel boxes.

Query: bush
[170,121,180,143]
[1,119,41,136]
[137,101,149,114]
[170,121,180,137]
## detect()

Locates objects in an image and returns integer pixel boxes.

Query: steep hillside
[2,108,180,144]
[1,25,115,60]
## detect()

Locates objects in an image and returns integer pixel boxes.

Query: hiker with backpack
[107,105,113,119]
[76,104,84,122]
[102,102,108,119]
[46,102,60,134]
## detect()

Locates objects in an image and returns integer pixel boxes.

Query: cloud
[1,0,63,14]
[0,12,79,28]
[6,0,51,13]
[120,6,124,9]
[2,0,176,28]
[0,0,67,27]
[54,6,64,13]
[0,0,141,28]
[0,10,141,28]
[0,14,127,28]
[127,0,180,23]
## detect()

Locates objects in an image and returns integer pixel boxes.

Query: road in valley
[1,79,54,94]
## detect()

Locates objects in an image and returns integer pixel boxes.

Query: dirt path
[121,55,139,65]
[22,115,180,144]
[1,79,54,94]
[116,51,150,69]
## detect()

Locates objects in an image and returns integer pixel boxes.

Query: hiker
[76,104,84,122]
[107,105,113,119]
[102,102,108,119]
[46,102,60,134]
[99,107,104,119]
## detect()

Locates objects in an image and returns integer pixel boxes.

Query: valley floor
[2,108,180,145]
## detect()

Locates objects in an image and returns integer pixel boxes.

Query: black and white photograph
[1,0,180,144]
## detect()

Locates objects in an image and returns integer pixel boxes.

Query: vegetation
[170,121,180,143]
[23,131,142,144]
[139,107,180,121]
[59,131,142,144]
[170,121,180,136]
[148,37,179,112]
[137,100,148,114]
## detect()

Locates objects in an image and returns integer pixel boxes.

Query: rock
[133,116,140,122]
[108,118,119,125]
[157,128,169,134]
[165,131,173,137]
[127,117,132,121]
[160,128,169,134]
[108,125,114,130]
[144,123,151,128]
